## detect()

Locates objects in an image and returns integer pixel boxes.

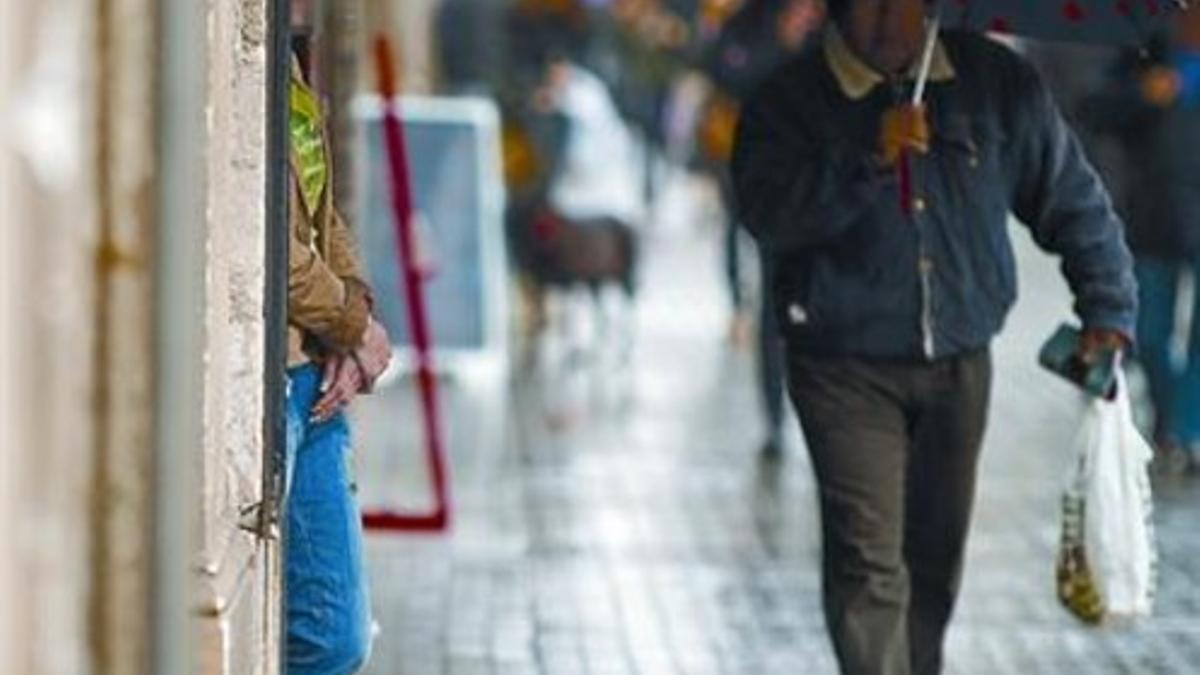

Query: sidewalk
[354,208,1200,674]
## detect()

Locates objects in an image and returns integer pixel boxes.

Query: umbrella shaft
[913,9,943,105]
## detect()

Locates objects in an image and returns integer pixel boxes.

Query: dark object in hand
[1039,324,1120,400]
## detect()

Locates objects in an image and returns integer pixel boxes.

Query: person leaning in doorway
[731,0,1137,673]
[283,2,392,671]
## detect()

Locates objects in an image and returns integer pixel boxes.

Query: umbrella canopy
[914,0,1192,102]
[943,0,1190,46]
[903,0,1189,211]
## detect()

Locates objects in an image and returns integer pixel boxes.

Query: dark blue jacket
[701,0,797,102]
[732,32,1137,360]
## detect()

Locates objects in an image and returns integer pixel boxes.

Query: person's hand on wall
[311,355,365,423]
[353,316,393,392]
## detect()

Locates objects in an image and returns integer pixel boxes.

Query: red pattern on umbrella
[1063,1,1087,21]
[945,0,1185,45]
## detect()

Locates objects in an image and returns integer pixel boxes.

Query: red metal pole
[362,34,451,533]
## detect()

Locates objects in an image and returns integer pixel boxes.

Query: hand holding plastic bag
[1057,370,1157,624]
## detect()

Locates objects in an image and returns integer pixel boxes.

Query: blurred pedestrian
[697,0,824,457]
[1081,8,1200,472]
[732,1,1137,672]
[543,57,645,226]
[283,1,393,672]
[506,0,593,86]
[433,0,510,96]
[607,0,692,206]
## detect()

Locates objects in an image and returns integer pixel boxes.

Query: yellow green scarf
[289,75,328,216]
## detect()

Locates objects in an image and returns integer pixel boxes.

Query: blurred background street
[355,179,1200,673]
[5,1,1200,673]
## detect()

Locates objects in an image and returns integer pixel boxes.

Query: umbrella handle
[900,7,940,215]
[912,8,943,105]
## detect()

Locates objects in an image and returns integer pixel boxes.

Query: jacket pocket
[938,115,1007,208]
[777,254,891,336]
[776,252,838,335]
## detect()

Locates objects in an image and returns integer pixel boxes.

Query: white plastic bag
[1057,370,1157,624]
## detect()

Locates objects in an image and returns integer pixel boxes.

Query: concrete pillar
[0,1,29,669]
[0,0,100,672]
[1,0,280,672]
[92,0,157,668]
[192,0,279,672]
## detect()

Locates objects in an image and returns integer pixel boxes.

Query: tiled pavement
[352,214,1200,674]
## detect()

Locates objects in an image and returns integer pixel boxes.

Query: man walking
[731,1,1137,673]
[284,4,392,671]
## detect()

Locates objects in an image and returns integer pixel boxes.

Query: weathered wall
[1,0,100,673]
[0,0,159,671]
[193,0,278,672]
[0,0,26,668]
[1,0,280,672]
[91,0,157,668]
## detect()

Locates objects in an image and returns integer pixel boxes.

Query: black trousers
[758,265,786,443]
[787,349,992,675]
[719,170,746,312]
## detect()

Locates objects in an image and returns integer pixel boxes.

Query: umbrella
[942,0,1191,47]
[898,0,1191,212]
[917,0,1192,101]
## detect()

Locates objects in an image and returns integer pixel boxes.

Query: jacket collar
[823,25,955,100]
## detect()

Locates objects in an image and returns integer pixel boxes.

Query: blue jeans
[284,364,372,674]
[1135,258,1200,446]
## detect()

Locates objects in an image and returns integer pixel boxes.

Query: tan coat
[287,137,373,367]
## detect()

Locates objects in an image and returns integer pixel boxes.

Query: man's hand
[878,104,930,166]
[1141,66,1181,108]
[1077,327,1131,364]
[311,355,365,424]
[354,316,392,392]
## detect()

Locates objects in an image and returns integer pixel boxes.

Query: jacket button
[913,197,928,213]
[788,304,809,325]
